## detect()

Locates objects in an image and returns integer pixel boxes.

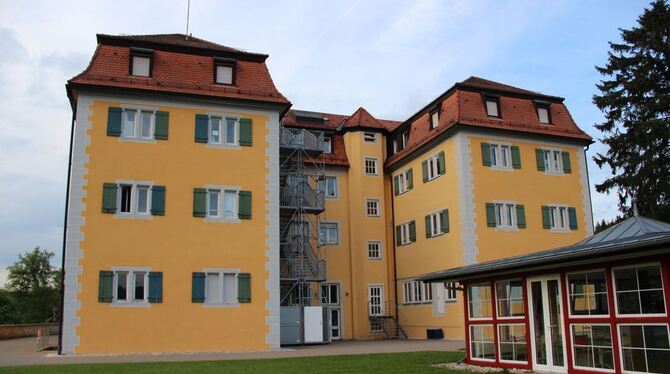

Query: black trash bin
[426,328,444,339]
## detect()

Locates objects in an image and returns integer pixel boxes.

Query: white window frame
[495,279,525,319]
[570,323,615,372]
[616,323,670,374]
[399,221,412,245]
[485,98,500,117]
[541,148,565,175]
[131,55,151,77]
[363,132,377,143]
[366,199,380,217]
[215,64,234,85]
[367,241,382,260]
[430,109,439,129]
[320,282,341,306]
[402,280,432,304]
[207,115,239,147]
[547,204,571,232]
[493,200,518,231]
[202,268,240,307]
[566,269,610,318]
[111,267,151,307]
[489,142,512,169]
[498,323,529,364]
[426,153,442,181]
[364,157,379,176]
[538,106,550,124]
[120,107,157,142]
[470,324,496,362]
[319,176,338,199]
[204,185,241,223]
[115,180,154,220]
[445,282,458,302]
[323,136,332,153]
[319,221,339,245]
[396,169,411,195]
[612,263,667,318]
[427,210,446,237]
[468,283,493,321]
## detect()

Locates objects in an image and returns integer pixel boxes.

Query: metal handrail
[280,127,325,152]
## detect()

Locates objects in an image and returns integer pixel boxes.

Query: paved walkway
[0,337,464,367]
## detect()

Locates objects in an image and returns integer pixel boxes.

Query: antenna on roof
[185,0,191,39]
[632,198,639,217]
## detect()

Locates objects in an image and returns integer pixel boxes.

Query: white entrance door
[321,283,342,340]
[330,308,341,340]
[527,275,567,373]
[368,285,384,316]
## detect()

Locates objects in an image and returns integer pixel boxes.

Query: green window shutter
[542,206,551,229]
[425,214,432,238]
[422,160,428,182]
[192,272,206,303]
[239,118,253,146]
[437,151,446,174]
[154,111,169,140]
[407,169,413,190]
[440,209,450,233]
[485,203,496,227]
[516,205,526,228]
[107,107,122,137]
[195,114,209,143]
[238,191,252,219]
[150,185,166,216]
[148,272,163,303]
[393,176,399,196]
[395,226,402,246]
[536,149,545,171]
[409,220,416,242]
[568,207,578,230]
[98,271,114,302]
[562,151,572,173]
[238,273,251,303]
[193,188,207,217]
[102,183,118,214]
[511,146,521,169]
[481,143,491,166]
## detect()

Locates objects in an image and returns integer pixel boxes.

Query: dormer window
[430,108,439,129]
[130,48,153,77]
[536,103,551,124]
[484,95,501,118]
[214,58,236,85]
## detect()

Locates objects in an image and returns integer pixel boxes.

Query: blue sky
[0,0,650,284]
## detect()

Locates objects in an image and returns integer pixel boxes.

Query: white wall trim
[264,111,281,350]
[455,132,478,265]
[576,148,594,236]
[61,95,94,354]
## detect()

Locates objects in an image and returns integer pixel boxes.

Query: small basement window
[214,58,236,85]
[130,48,153,77]
[484,96,501,118]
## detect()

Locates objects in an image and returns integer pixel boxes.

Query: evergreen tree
[593,0,670,222]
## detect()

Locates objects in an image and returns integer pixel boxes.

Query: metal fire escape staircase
[279,127,327,307]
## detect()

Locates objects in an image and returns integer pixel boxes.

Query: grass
[0,351,466,374]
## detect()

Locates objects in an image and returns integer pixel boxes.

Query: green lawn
[0,351,465,374]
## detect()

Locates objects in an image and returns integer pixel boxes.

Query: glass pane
[208,190,219,216]
[618,292,641,314]
[647,349,670,374]
[223,191,236,218]
[120,185,132,213]
[210,118,220,143]
[574,346,592,367]
[116,271,127,301]
[538,107,549,123]
[216,65,233,84]
[621,325,645,348]
[206,273,221,303]
[531,281,547,365]
[640,290,666,314]
[468,284,492,318]
[594,347,614,369]
[134,272,145,301]
[615,268,639,291]
[638,265,662,289]
[623,348,647,372]
[137,186,148,213]
[486,100,498,116]
[644,325,670,349]
[547,280,564,366]
[223,273,236,303]
[132,56,150,76]
[123,111,136,137]
[225,118,236,144]
[140,112,152,138]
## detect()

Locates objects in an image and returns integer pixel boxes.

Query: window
[484,96,501,117]
[445,282,457,302]
[206,188,238,220]
[537,104,551,124]
[619,324,670,373]
[403,280,433,304]
[214,59,235,85]
[542,149,564,173]
[364,158,378,176]
[363,132,377,143]
[370,321,383,333]
[323,136,332,153]
[496,280,524,318]
[113,269,148,304]
[571,324,614,370]
[568,271,609,316]
[430,109,439,129]
[398,221,413,245]
[470,325,495,360]
[366,199,380,217]
[468,283,492,319]
[395,169,412,195]
[205,271,237,304]
[427,210,448,237]
[499,324,528,363]
[209,117,237,146]
[614,264,666,315]
[321,283,340,305]
[318,176,337,198]
[489,143,512,168]
[319,222,339,245]
[367,241,382,259]
[547,205,570,230]
[121,109,154,140]
[426,153,444,180]
[494,202,517,228]
[130,52,151,77]
[117,183,152,217]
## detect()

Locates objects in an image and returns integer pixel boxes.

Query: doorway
[527,275,567,373]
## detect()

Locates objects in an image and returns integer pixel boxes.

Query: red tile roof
[339,107,387,132]
[67,34,290,108]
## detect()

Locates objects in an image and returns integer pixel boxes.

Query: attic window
[214,58,236,85]
[484,96,501,118]
[536,103,551,124]
[430,108,439,129]
[364,132,377,143]
[130,48,153,77]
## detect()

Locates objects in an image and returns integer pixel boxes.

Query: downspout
[58,103,77,355]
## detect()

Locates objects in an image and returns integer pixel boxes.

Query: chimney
[632,198,639,217]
